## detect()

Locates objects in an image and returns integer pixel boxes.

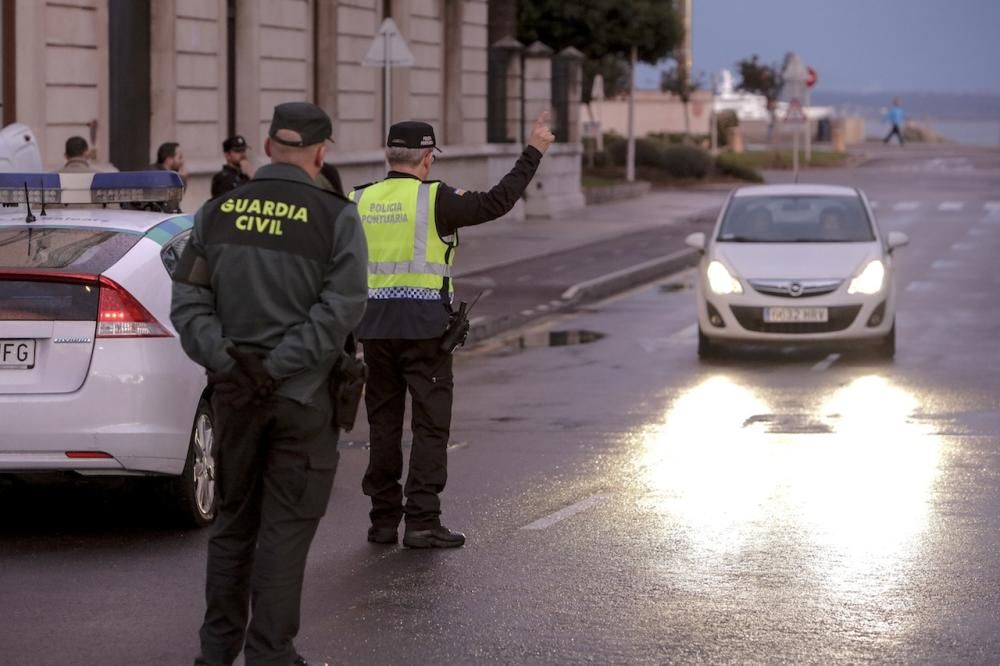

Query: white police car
[0,171,216,526]
[686,184,908,359]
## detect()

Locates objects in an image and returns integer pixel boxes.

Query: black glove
[209,348,277,408]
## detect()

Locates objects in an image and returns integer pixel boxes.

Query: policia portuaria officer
[352,112,555,548]
[170,102,367,666]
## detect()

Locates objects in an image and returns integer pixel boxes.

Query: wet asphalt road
[1,144,999,664]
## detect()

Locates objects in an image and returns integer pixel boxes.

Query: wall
[585,90,713,138]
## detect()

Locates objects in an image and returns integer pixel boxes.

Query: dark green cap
[269,102,333,147]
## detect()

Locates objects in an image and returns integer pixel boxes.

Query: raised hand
[528,111,556,154]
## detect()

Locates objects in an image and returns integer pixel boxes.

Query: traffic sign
[784,97,807,124]
[362,18,415,67]
[806,66,818,88]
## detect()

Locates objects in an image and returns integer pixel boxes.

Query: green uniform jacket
[170,162,368,404]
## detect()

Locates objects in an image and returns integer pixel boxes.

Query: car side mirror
[685,232,706,252]
[886,231,909,252]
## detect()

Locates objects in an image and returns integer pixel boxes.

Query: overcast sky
[637,0,1000,94]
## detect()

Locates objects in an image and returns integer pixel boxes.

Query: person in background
[883,98,906,145]
[210,135,254,198]
[152,141,188,180]
[62,136,95,172]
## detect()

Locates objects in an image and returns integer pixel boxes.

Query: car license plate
[763,307,829,323]
[0,339,36,369]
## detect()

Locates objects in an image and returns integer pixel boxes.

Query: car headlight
[706,260,743,295]
[848,259,885,295]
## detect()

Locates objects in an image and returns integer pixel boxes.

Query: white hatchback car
[0,171,216,525]
[686,184,908,359]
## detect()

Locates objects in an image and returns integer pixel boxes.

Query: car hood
[713,243,880,279]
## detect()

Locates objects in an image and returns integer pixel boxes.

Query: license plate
[0,339,36,369]
[763,307,829,323]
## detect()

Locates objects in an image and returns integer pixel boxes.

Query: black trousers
[361,337,453,530]
[196,390,338,666]
[884,124,904,145]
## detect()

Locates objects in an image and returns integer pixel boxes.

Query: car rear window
[0,227,142,273]
[0,279,99,321]
[718,195,875,243]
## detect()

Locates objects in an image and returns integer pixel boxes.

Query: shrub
[657,145,713,179]
[715,154,764,182]
[606,136,664,168]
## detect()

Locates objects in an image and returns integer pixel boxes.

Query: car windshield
[717,195,875,243]
[0,227,142,273]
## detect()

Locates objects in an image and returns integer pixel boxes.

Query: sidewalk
[453,187,728,278]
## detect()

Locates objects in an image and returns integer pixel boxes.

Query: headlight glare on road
[707,261,743,295]
[848,260,886,295]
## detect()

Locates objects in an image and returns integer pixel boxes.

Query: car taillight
[97,276,171,338]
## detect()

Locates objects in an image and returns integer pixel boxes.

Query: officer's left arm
[262,204,368,380]
[170,209,234,372]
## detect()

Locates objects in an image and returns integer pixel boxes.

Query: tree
[518,0,682,180]
[660,63,702,137]
[518,0,682,102]
[736,54,783,143]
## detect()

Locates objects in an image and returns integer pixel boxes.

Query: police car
[0,170,216,526]
[686,184,908,359]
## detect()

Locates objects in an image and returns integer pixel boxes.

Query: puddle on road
[512,329,606,350]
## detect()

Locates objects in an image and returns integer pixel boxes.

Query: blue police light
[0,171,184,206]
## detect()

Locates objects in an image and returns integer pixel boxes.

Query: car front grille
[748,279,843,298]
[730,305,862,333]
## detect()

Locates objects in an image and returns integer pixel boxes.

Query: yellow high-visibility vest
[350,179,455,298]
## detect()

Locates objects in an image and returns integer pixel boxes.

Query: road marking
[516,274,533,283]
[968,227,989,237]
[536,304,550,312]
[520,495,608,530]
[893,201,920,212]
[812,353,841,372]
[551,264,567,273]
[938,201,964,212]
[906,281,935,292]
[520,309,535,316]
[951,242,976,251]
[932,259,961,270]
[985,202,1000,214]
[669,324,698,341]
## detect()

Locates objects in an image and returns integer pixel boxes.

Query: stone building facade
[0,0,583,217]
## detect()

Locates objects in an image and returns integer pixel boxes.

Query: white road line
[669,324,698,341]
[968,227,990,237]
[938,201,964,212]
[951,242,976,251]
[515,274,533,283]
[932,259,961,270]
[893,201,920,212]
[906,281,936,292]
[985,202,1000,214]
[520,495,608,531]
[812,353,841,372]
[551,264,567,273]
[520,309,535,316]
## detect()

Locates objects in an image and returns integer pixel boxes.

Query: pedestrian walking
[170,102,368,666]
[62,135,95,172]
[210,135,254,198]
[352,112,555,548]
[883,98,906,145]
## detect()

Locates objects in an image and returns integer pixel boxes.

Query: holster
[329,335,367,432]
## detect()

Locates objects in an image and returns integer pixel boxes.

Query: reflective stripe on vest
[350,179,453,293]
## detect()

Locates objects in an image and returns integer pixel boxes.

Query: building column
[521,41,552,144]
[150,0,178,159]
[14,0,46,143]
[442,0,464,145]
[234,0,261,145]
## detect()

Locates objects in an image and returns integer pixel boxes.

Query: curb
[466,246,701,346]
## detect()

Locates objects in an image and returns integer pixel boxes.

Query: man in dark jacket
[210,135,254,197]
[171,102,367,666]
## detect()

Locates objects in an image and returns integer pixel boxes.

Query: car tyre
[876,321,896,360]
[697,327,720,359]
[170,398,218,528]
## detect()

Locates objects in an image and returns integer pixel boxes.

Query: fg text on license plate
[0,339,36,369]
[763,307,829,323]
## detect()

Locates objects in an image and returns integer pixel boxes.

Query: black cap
[386,121,442,152]
[269,102,333,147]
[222,135,248,152]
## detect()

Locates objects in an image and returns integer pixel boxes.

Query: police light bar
[0,171,184,205]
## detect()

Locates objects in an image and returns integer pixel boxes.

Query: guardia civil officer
[170,102,367,666]
[352,112,555,548]
[210,134,254,198]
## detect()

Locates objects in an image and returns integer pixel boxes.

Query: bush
[716,154,764,182]
[606,136,664,168]
[657,145,713,179]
